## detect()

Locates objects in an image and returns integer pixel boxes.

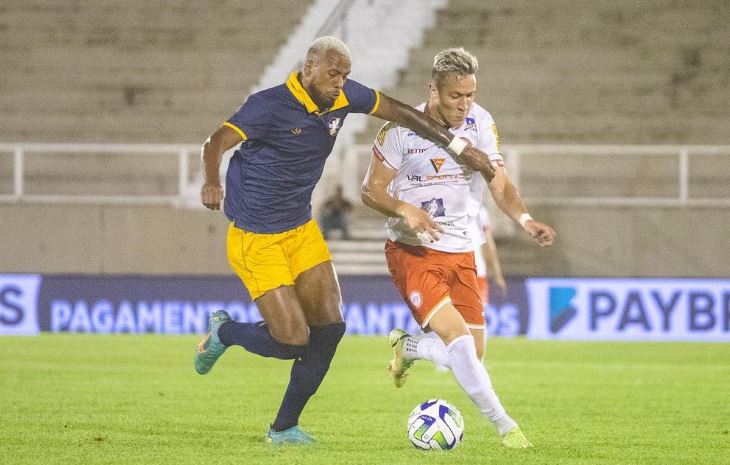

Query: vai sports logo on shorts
[0,275,42,335]
[420,198,446,218]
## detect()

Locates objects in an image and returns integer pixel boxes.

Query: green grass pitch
[1,335,728,465]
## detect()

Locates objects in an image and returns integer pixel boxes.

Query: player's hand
[523,219,556,247]
[201,182,224,210]
[398,203,444,243]
[492,275,507,298]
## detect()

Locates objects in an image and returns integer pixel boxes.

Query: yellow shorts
[226,219,332,300]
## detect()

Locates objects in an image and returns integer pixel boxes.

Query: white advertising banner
[0,275,42,335]
[526,278,730,341]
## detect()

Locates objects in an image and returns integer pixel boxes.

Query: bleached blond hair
[306,36,352,62]
[432,47,479,86]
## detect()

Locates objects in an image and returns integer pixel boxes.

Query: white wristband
[446,137,467,156]
[518,213,533,228]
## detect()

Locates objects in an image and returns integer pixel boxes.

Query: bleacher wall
[1,204,728,277]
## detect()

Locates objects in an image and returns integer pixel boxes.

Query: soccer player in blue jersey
[194,36,497,445]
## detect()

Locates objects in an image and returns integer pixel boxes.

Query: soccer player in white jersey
[361,47,555,448]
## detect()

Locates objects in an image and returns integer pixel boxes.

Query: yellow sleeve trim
[369,90,381,115]
[223,121,248,141]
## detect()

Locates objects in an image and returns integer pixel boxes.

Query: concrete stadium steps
[1,1,308,43]
[0,0,313,144]
[356,0,730,145]
[688,154,730,198]
[327,239,387,275]
[0,48,276,92]
[0,152,12,194]
[0,89,242,124]
[1,112,224,144]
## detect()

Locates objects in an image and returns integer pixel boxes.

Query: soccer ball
[407,399,464,450]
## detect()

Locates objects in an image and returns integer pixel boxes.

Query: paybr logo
[549,286,577,333]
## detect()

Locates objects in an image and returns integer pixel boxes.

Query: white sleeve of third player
[479,206,491,229]
[372,121,403,170]
[476,109,505,168]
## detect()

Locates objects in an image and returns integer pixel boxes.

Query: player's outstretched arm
[200,125,242,210]
[371,93,495,182]
[488,167,556,247]
[482,228,507,297]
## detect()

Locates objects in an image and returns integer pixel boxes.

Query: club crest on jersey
[408,290,422,308]
[376,121,397,145]
[430,158,445,173]
[327,117,341,136]
[464,117,477,132]
[420,197,446,217]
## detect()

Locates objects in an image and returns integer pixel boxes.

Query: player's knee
[309,322,346,351]
[436,325,470,345]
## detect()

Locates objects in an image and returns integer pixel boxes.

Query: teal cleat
[387,328,415,388]
[266,425,316,446]
[194,310,231,374]
[501,426,533,448]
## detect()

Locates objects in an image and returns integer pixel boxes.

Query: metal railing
[0,143,200,206]
[2,143,729,207]
[502,144,730,207]
[345,144,730,208]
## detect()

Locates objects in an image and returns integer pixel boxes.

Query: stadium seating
[0,0,727,277]
[360,0,729,144]
[0,0,313,195]
[0,0,314,143]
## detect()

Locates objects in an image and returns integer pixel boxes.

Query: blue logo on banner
[529,278,730,341]
[549,287,577,333]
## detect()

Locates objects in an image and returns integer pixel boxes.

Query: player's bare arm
[488,167,556,247]
[200,125,242,210]
[372,94,495,182]
[361,152,443,242]
[482,230,507,297]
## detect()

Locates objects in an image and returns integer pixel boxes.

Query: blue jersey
[222,72,380,233]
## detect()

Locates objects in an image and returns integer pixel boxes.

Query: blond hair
[306,36,352,62]
[432,47,478,86]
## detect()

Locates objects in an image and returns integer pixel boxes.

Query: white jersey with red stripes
[373,102,504,253]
